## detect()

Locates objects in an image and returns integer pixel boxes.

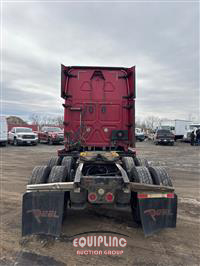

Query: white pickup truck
[8,127,38,146]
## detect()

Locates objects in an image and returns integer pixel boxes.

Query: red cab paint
[61,65,136,151]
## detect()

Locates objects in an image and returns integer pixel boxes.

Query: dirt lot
[0,141,200,266]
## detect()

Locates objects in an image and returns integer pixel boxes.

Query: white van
[0,116,8,146]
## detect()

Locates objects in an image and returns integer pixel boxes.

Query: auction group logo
[72,231,129,256]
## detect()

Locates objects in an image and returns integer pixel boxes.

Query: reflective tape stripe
[138,193,174,199]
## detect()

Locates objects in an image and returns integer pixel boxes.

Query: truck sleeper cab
[60,65,135,153]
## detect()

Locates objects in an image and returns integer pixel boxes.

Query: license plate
[164,140,167,142]
[27,141,31,144]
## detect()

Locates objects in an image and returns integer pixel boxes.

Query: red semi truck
[22,65,177,237]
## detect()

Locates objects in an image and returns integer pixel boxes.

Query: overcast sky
[2,1,199,122]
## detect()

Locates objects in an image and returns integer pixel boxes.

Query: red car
[38,126,64,144]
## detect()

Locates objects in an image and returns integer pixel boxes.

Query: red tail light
[88,192,97,202]
[167,193,174,198]
[105,192,114,202]
[138,193,148,199]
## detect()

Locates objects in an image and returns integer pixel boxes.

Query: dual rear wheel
[28,156,75,184]
[28,156,75,221]
[122,156,173,224]
[122,156,173,186]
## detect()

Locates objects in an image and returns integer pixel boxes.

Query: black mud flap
[139,193,177,236]
[22,192,65,237]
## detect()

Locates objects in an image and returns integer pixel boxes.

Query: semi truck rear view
[22,65,177,237]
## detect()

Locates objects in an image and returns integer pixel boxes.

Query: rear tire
[47,157,62,169]
[134,157,149,167]
[130,167,153,224]
[61,156,75,177]
[48,166,69,183]
[69,169,75,181]
[148,166,173,186]
[28,166,51,184]
[48,166,69,221]
[131,166,153,184]
[121,157,135,179]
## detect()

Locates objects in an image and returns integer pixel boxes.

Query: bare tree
[144,116,161,130]
[29,114,41,125]
[29,114,64,127]
[136,118,147,130]
[135,118,142,128]
[55,115,64,126]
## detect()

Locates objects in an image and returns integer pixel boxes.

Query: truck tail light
[88,192,97,202]
[167,193,174,198]
[105,192,114,202]
[138,193,148,199]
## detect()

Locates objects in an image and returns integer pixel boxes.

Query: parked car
[8,127,38,146]
[0,116,8,146]
[38,126,64,144]
[135,128,145,142]
[153,129,175,146]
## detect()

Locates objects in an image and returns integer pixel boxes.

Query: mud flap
[22,192,65,237]
[139,193,177,236]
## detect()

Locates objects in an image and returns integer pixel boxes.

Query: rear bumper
[26,181,175,213]
[156,139,174,143]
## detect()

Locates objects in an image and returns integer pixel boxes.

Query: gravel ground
[0,140,199,266]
